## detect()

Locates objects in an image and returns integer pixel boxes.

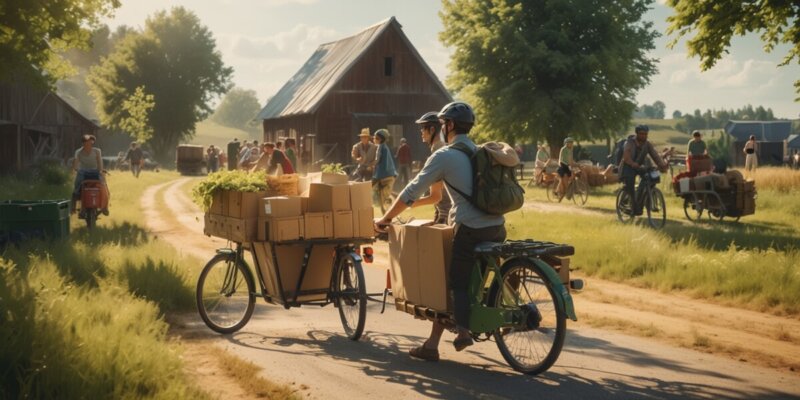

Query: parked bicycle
[615,168,667,229]
[546,168,588,205]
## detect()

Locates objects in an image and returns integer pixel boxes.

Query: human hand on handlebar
[373,218,391,233]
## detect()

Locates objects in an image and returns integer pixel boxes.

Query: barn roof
[256,17,449,120]
[788,134,800,149]
[723,120,792,142]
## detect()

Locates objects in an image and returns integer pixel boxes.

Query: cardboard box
[307,172,349,185]
[679,178,692,193]
[558,258,570,285]
[333,210,354,238]
[349,182,373,209]
[304,212,333,239]
[300,197,309,213]
[210,191,223,215]
[298,175,311,196]
[228,216,258,243]
[253,243,336,302]
[257,216,304,242]
[259,196,303,217]
[308,183,351,212]
[220,190,230,216]
[228,191,267,218]
[388,220,454,311]
[203,213,230,238]
[353,207,374,238]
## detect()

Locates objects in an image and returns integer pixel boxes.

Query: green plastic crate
[0,200,70,242]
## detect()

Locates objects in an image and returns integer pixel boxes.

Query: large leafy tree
[440,0,658,151]
[0,0,120,86]
[87,7,233,162]
[666,0,800,101]
[212,88,262,131]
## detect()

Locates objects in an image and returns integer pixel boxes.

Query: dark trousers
[622,169,645,214]
[450,224,507,330]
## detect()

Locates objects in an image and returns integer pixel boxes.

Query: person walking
[744,135,758,173]
[285,138,299,172]
[206,145,220,173]
[351,128,377,182]
[124,141,144,178]
[395,138,412,187]
[372,129,397,213]
[227,138,240,170]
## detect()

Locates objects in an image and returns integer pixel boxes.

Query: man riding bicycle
[620,125,668,216]
[556,137,577,199]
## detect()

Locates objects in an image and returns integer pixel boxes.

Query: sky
[101,0,799,119]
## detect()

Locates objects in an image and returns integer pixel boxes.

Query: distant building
[255,17,452,167]
[723,120,793,166]
[0,82,99,173]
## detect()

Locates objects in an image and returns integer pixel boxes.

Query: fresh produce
[321,163,346,174]
[192,170,268,211]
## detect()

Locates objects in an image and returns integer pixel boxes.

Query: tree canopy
[440,0,658,150]
[0,0,120,86]
[674,104,777,133]
[87,7,233,162]
[666,0,800,101]
[212,88,262,131]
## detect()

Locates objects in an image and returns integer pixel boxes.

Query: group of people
[225,138,299,175]
[532,138,580,198]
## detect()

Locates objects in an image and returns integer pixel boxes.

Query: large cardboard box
[333,210,354,238]
[203,213,228,238]
[228,216,258,242]
[307,172,349,185]
[308,183,351,212]
[257,216,304,242]
[304,212,333,239]
[349,182,373,210]
[353,207,374,238]
[388,220,454,311]
[210,191,223,215]
[253,243,336,302]
[228,191,267,218]
[259,196,302,217]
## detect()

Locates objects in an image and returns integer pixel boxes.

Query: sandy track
[144,178,800,399]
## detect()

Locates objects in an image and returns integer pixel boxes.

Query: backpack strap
[443,142,474,200]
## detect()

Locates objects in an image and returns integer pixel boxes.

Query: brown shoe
[453,336,474,352]
[409,345,439,362]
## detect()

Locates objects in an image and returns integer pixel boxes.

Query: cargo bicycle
[386,233,582,375]
[196,237,382,340]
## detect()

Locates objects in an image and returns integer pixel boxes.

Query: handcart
[676,176,754,222]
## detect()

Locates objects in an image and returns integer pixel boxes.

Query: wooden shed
[0,82,99,173]
[256,17,452,167]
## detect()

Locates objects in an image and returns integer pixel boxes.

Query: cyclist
[556,137,577,198]
[409,111,451,224]
[374,102,506,361]
[620,125,668,215]
[71,134,110,215]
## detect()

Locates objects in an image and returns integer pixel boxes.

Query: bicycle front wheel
[615,188,634,223]
[335,252,367,340]
[646,188,667,229]
[572,179,589,205]
[545,180,559,202]
[492,259,566,375]
[196,253,256,334]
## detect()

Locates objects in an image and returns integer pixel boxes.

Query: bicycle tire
[545,180,559,202]
[335,252,367,340]
[85,208,96,230]
[683,195,703,222]
[615,189,634,224]
[646,188,667,229]
[572,179,589,206]
[196,253,256,334]
[491,258,566,375]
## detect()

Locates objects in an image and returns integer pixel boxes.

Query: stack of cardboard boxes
[204,190,267,242]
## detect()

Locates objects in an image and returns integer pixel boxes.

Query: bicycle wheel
[572,179,589,205]
[646,188,667,229]
[545,180,559,202]
[196,253,256,334]
[335,252,367,340]
[615,188,634,223]
[492,259,566,375]
[683,195,703,221]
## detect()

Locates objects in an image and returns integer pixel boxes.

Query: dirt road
[144,178,800,399]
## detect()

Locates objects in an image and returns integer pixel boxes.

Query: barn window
[384,57,393,76]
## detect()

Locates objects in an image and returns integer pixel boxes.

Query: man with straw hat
[351,127,377,182]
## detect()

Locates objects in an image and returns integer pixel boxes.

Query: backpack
[445,142,525,215]
[611,135,633,166]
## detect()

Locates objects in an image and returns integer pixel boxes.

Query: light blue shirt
[373,143,397,180]
[399,135,504,229]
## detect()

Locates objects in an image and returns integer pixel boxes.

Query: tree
[652,100,666,119]
[87,7,233,162]
[440,0,658,154]
[672,110,683,119]
[666,0,800,101]
[118,86,155,142]
[0,0,120,87]
[639,104,656,119]
[212,88,262,131]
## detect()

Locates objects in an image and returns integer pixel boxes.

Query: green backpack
[445,142,525,215]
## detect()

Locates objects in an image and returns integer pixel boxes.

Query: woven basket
[266,174,299,196]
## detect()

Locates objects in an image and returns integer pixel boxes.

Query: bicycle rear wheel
[492,259,566,375]
[572,179,589,205]
[196,253,256,334]
[545,180,560,202]
[646,188,667,229]
[615,189,634,223]
[335,252,367,340]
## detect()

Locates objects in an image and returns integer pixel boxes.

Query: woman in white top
[743,135,758,173]
[72,134,109,214]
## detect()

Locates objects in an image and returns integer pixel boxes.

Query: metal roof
[723,120,792,142]
[788,134,800,148]
[256,17,449,120]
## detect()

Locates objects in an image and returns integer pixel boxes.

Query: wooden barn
[255,17,452,167]
[0,82,99,173]
[723,120,793,166]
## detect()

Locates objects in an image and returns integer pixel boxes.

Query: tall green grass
[0,170,207,398]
